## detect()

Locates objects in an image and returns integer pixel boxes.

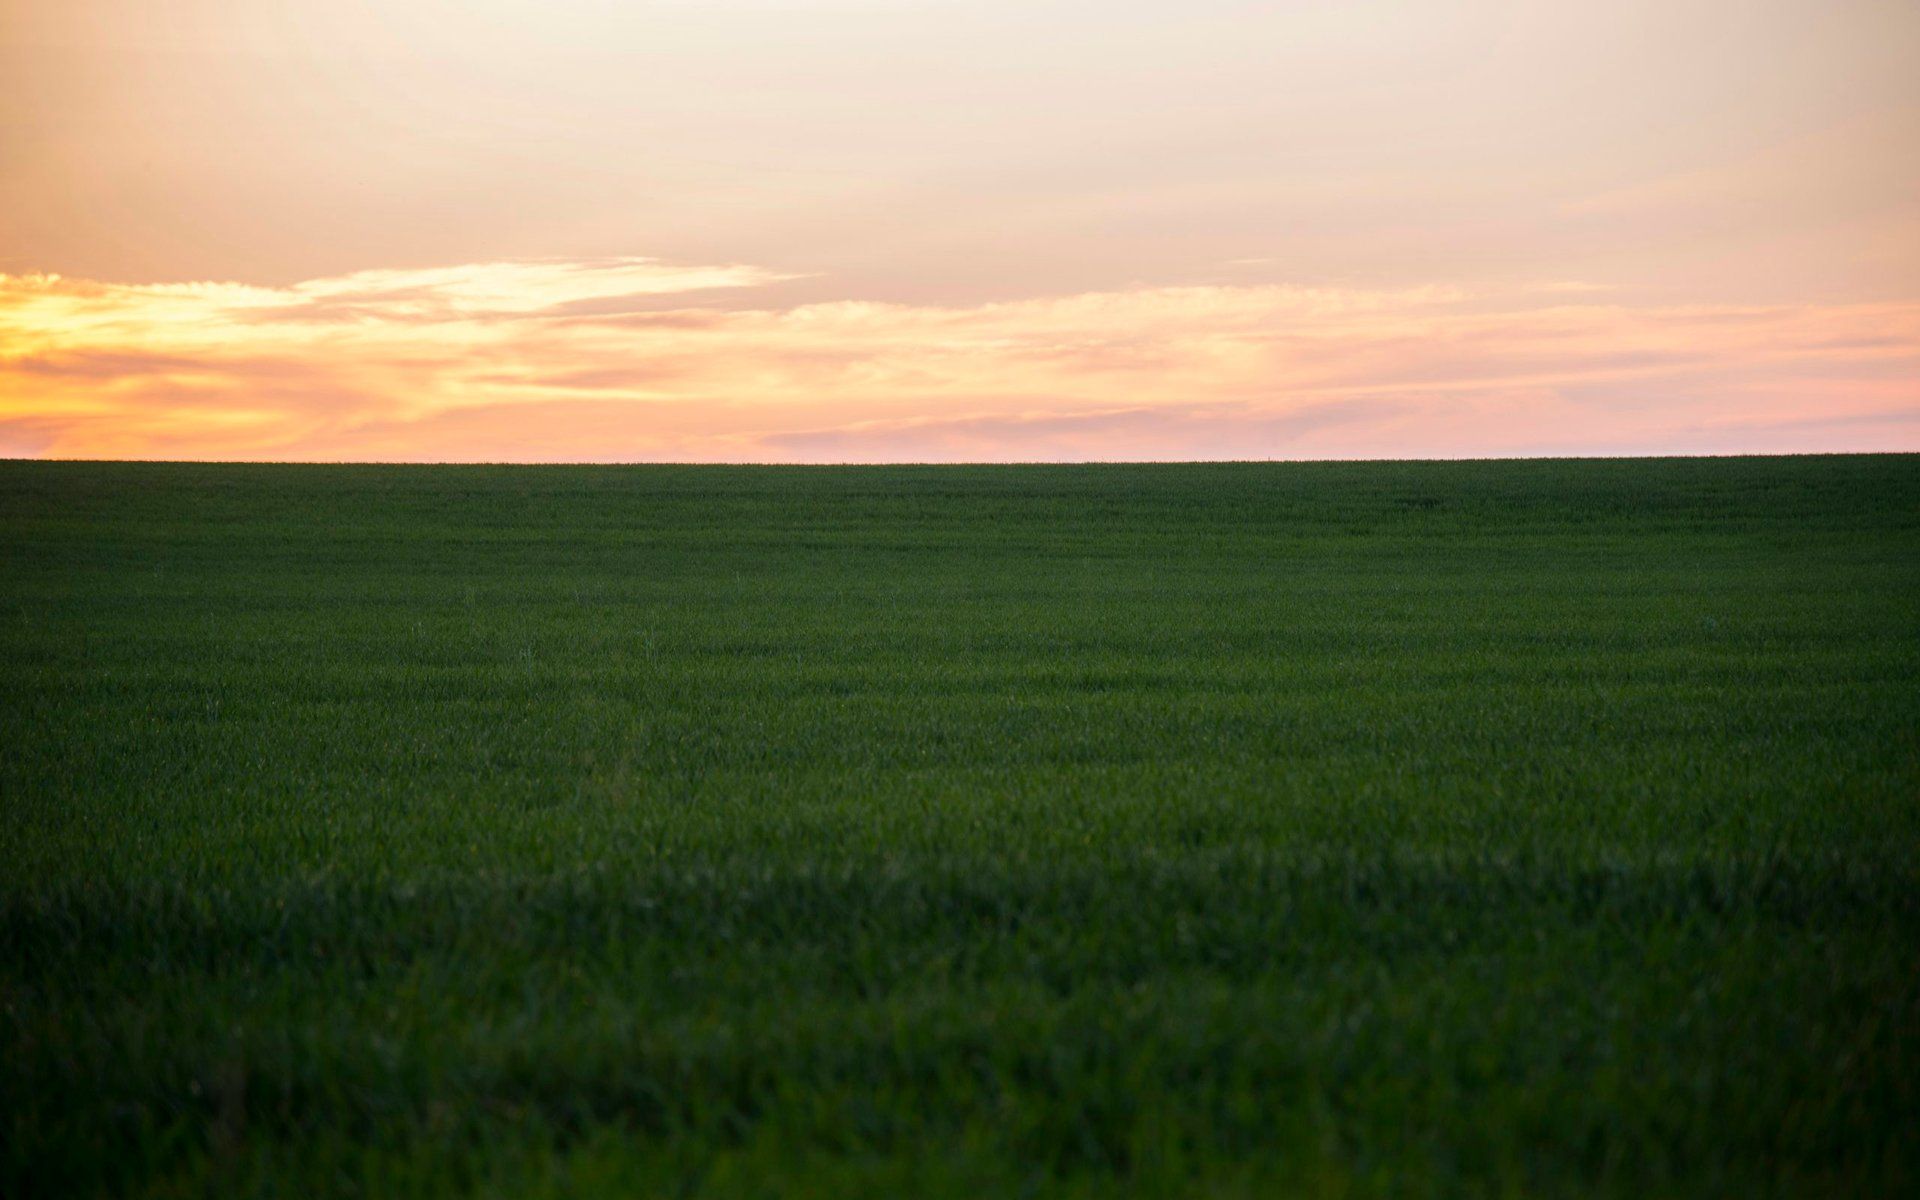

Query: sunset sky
[3,0,1916,462]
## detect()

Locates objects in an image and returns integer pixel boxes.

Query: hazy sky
[2,0,1916,460]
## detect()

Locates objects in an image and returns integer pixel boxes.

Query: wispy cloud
[2,258,1915,461]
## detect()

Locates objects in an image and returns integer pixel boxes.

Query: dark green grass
[3,456,1917,1197]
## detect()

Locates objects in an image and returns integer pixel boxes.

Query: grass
[2,455,1917,1197]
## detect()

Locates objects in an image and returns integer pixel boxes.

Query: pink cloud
[2,260,1915,461]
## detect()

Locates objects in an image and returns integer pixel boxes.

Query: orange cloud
[2,259,1915,461]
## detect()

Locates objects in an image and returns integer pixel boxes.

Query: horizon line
[6,449,1914,469]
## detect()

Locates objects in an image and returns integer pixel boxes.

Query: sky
[2,0,1916,462]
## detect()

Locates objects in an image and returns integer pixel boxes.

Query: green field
[3,456,1917,1197]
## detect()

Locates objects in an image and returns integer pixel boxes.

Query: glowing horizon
[3,1,1916,462]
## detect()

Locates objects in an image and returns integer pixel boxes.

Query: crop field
[2,455,1917,1197]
